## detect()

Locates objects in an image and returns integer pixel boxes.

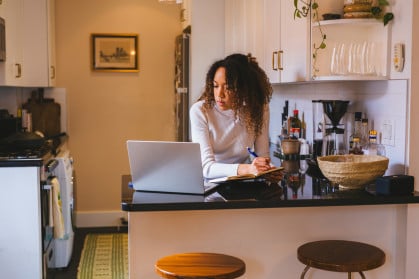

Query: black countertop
[122,148,419,212]
[121,172,419,212]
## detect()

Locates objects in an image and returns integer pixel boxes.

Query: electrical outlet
[382,119,395,146]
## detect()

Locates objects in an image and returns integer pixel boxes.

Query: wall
[409,1,419,180]
[190,0,225,104]
[54,0,182,226]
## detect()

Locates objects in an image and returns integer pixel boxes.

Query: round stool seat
[155,252,246,279]
[297,240,385,278]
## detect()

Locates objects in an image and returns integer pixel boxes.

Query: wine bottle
[289,109,302,139]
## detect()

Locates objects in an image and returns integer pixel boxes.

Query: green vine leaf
[383,13,394,26]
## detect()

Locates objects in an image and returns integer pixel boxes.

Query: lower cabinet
[0,166,44,278]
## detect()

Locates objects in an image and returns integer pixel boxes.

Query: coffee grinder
[321,100,350,156]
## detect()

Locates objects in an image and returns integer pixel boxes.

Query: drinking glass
[330,43,338,75]
[338,43,347,75]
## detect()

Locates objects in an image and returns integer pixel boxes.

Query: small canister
[281,139,300,155]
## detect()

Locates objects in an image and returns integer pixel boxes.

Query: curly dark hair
[198,53,273,136]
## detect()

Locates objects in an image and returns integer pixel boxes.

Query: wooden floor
[47,226,128,279]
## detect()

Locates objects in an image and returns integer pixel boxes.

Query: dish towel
[51,177,65,239]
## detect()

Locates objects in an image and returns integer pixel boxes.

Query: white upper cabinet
[264,0,310,83]
[0,0,23,86]
[0,0,56,87]
[225,0,310,84]
[47,0,56,86]
[224,0,264,64]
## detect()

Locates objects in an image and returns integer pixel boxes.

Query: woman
[190,53,280,180]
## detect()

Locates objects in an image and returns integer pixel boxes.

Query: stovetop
[0,143,60,167]
[0,133,67,161]
[0,147,50,160]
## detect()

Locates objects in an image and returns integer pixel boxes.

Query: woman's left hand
[262,169,284,184]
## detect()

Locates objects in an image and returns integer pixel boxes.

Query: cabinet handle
[278,50,284,71]
[50,66,56,79]
[272,51,278,71]
[15,63,22,78]
[180,9,186,22]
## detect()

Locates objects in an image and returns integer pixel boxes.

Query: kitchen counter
[122,175,419,212]
[122,171,419,279]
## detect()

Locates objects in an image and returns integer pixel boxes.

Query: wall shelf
[311,17,390,80]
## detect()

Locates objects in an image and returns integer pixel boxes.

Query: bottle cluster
[349,112,386,156]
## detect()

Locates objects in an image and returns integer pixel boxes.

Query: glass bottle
[349,112,362,149]
[289,109,302,139]
[360,117,369,148]
[301,111,306,139]
[349,137,364,154]
[376,131,386,156]
[363,129,386,156]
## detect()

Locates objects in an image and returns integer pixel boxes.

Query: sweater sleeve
[190,102,239,179]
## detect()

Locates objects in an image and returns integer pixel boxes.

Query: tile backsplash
[269,79,408,175]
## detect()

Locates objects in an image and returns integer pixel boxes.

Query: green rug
[77,233,128,279]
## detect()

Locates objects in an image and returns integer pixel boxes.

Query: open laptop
[126,140,218,195]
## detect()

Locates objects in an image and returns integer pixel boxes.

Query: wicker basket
[317,154,389,189]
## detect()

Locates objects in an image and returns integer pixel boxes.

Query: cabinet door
[264,0,309,83]
[224,0,246,56]
[47,0,56,86]
[263,0,280,83]
[0,0,24,86]
[0,0,55,87]
[224,0,264,63]
[279,0,310,82]
[21,0,55,87]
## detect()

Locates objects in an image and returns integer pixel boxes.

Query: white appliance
[49,148,74,268]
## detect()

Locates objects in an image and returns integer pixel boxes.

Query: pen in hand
[247,147,258,157]
[247,147,275,168]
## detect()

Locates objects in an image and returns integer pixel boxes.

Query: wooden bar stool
[297,240,385,279]
[155,252,246,279]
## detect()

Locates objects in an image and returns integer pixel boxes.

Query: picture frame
[91,33,139,72]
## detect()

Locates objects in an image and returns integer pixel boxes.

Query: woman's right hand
[238,157,271,175]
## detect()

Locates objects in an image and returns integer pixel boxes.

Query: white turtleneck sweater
[190,100,270,179]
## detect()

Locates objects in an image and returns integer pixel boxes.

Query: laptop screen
[127,140,205,194]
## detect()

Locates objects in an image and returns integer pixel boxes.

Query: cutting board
[22,92,61,137]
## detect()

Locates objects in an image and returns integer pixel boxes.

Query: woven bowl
[317,154,389,189]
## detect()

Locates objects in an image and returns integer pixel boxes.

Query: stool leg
[359,271,366,279]
[300,266,310,279]
[347,272,351,279]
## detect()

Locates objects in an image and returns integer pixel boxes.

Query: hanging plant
[293,0,325,76]
[371,0,394,26]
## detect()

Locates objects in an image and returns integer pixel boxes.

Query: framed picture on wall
[91,33,139,72]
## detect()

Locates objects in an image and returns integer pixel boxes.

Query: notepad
[209,167,284,184]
